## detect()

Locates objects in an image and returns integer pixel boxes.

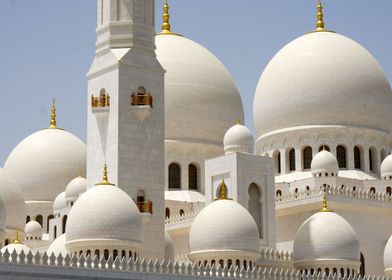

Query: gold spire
[215,180,232,200]
[12,228,21,244]
[320,187,332,212]
[49,98,57,129]
[158,0,182,36]
[316,0,325,31]
[95,163,115,186]
[236,118,241,125]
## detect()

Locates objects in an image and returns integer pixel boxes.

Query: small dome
[0,168,26,232]
[66,183,143,252]
[4,128,86,201]
[311,150,339,177]
[165,231,175,261]
[293,211,360,270]
[223,122,254,154]
[53,192,67,214]
[156,34,244,146]
[65,176,87,204]
[24,220,43,239]
[381,155,392,179]
[189,199,259,261]
[47,234,68,257]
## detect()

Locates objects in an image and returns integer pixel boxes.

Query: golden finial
[158,0,182,36]
[236,118,241,125]
[320,187,332,212]
[215,180,232,200]
[49,98,57,129]
[12,228,21,244]
[316,0,325,31]
[95,163,115,186]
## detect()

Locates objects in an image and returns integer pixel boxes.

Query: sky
[0,0,391,165]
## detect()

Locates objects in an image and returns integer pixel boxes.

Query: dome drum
[65,239,143,257]
[188,250,260,267]
[294,259,360,275]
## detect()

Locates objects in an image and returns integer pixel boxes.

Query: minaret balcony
[91,94,110,113]
[131,93,153,121]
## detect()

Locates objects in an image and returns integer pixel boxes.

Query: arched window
[168,163,181,189]
[62,215,68,234]
[26,216,31,224]
[302,146,312,170]
[369,147,377,172]
[360,253,365,276]
[248,183,263,238]
[370,187,376,194]
[104,249,109,261]
[165,207,170,219]
[387,187,391,196]
[236,259,240,268]
[243,260,247,270]
[54,226,57,239]
[95,250,100,259]
[319,145,330,152]
[354,146,361,169]
[273,150,281,174]
[122,250,126,259]
[336,145,347,168]
[86,250,91,257]
[113,250,118,260]
[228,259,232,269]
[219,259,224,268]
[188,164,198,190]
[179,209,185,216]
[276,190,282,197]
[36,215,43,227]
[288,148,296,171]
[47,215,54,234]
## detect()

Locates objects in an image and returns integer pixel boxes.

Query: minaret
[87,0,165,259]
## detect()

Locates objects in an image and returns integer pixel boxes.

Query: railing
[276,185,392,204]
[91,94,110,108]
[260,248,292,263]
[131,93,153,108]
[165,210,200,225]
[136,201,153,214]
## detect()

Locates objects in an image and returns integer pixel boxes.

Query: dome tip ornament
[12,228,21,244]
[49,98,57,129]
[236,117,241,125]
[215,180,232,200]
[309,0,335,34]
[158,0,183,37]
[95,162,115,186]
[320,187,333,212]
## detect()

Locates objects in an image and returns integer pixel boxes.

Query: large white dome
[293,211,360,269]
[4,128,86,201]
[189,199,259,255]
[66,184,143,249]
[253,31,392,140]
[0,168,26,232]
[65,176,86,204]
[156,34,244,145]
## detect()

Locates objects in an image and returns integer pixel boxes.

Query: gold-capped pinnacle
[12,228,21,244]
[309,0,335,34]
[158,0,182,36]
[215,180,232,200]
[49,98,57,129]
[236,118,241,125]
[95,163,115,186]
[320,187,332,212]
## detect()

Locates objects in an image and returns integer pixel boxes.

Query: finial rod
[316,0,325,31]
[215,180,232,200]
[13,228,21,244]
[49,98,57,129]
[96,162,115,186]
[320,186,332,212]
[236,118,241,125]
[161,0,171,33]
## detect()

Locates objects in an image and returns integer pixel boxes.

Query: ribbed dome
[156,35,244,145]
[25,220,43,239]
[65,176,86,204]
[381,155,392,179]
[4,128,86,201]
[53,192,67,213]
[253,32,392,140]
[223,123,254,154]
[189,199,259,255]
[311,150,339,177]
[47,234,68,257]
[293,211,360,268]
[66,184,142,247]
[0,168,26,231]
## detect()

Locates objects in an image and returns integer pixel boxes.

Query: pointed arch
[188,163,198,190]
[248,183,263,239]
[168,163,181,189]
[302,146,312,170]
[288,148,296,172]
[336,145,347,169]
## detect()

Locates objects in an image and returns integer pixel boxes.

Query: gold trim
[308,0,335,33]
[320,187,332,212]
[236,118,241,125]
[215,180,232,200]
[12,228,21,244]
[95,163,115,186]
[49,98,57,129]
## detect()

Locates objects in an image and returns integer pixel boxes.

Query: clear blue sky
[0,0,391,165]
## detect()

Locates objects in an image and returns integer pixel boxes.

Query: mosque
[1,0,392,279]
